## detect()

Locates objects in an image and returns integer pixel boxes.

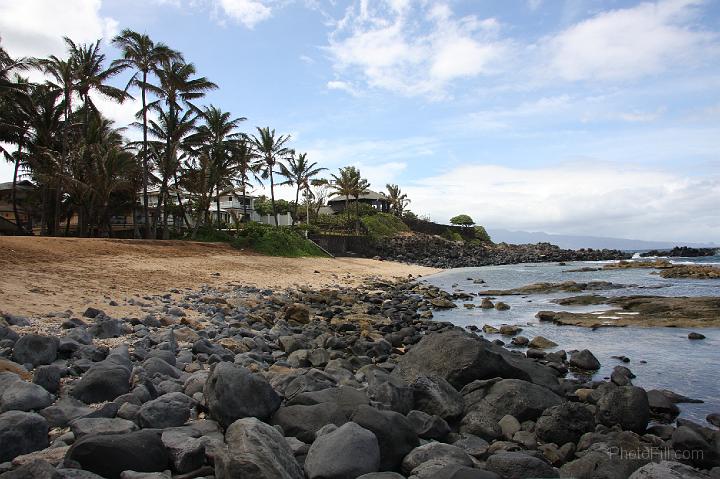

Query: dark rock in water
[569,349,601,370]
[214,417,303,479]
[401,442,473,475]
[672,426,720,469]
[204,362,281,428]
[647,390,680,422]
[707,413,720,427]
[304,422,380,479]
[411,375,464,420]
[688,332,706,340]
[137,392,195,428]
[610,365,635,386]
[0,373,54,413]
[12,334,59,367]
[536,402,596,445]
[596,386,650,433]
[392,330,559,391]
[71,347,132,404]
[350,404,419,471]
[271,403,349,444]
[485,451,558,478]
[65,429,170,479]
[0,411,49,463]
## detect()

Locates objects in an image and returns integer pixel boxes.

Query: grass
[232,223,328,257]
[361,213,409,238]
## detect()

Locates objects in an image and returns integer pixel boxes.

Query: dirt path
[0,237,440,319]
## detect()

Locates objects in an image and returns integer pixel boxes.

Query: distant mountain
[487,229,718,251]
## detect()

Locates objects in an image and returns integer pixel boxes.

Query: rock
[215,417,303,479]
[688,332,706,340]
[88,317,127,339]
[204,362,281,428]
[482,325,499,334]
[0,359,30,380]
[569,349,600,370]
[406,410,451,440]
[38,397,93,428]
[629,460,713,478]
[363,366,414,414]
[596,386,650,433]
[286,386,369,415]
[672,426,719,469]
[610,366,635,386]
[498,415,521,440]
[142,357,181,379]
[452,433,490,459]
[136,392,194,428]
[392,330,559,391]
[485,452,558,479]
[463,379,563,423]
[559,451,643,479]
[33,365,62,394]
[535,402,596,445]
[351,404,419,471]
[70,417,138,438]
[480,298,494,309]
[12,335,58,368]
[401,442,474,475]
[495,302,511,311]
[304,422,380,479]
[71,348,132,403]
[511,336,529,347]
[271,403,349,443]
[0,411,49,463]
[647,389,680,421]
[430,298,457,309]
[707,413,720,427]
[160,429,207,474]
[411,375,464,420]
[285,304,311,323]
[356,474,405,479]
[528,336,557,349]
[0,374,53,413]
[499,325,522,336]
[65,429,170,479]
[0,459,60,479]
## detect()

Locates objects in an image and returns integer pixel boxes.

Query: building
[324,189,390,215]
[0,180,37,232]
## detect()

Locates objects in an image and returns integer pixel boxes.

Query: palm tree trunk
[215,184,222,230]
[141,72,151,239]
[293,184,300,226]
[173,171,191,231]
[11,144,24,234]
[270,170,278,227]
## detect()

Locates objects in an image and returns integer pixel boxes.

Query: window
[228,196,233,202]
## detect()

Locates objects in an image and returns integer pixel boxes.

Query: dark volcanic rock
[485,452,558,479]
[70,347,132,403]
[350,404,419,471]
[535,402,596,445]
[137,392,195,428]
[596,386,650,433]
[12,334,58,367]
[569,349,601,370]
[204,362,281,428]
[271,403,349,444]
[411,375,464,420]
[304,422,380,479]
[0,411,49,463]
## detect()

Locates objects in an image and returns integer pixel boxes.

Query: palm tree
[386,183,410,216]
[280,152,326,225]
[248,127,293,227]
[351,172,370,234]
[329,166,358,225]
[112,29,182,238]
[230,140,260,223]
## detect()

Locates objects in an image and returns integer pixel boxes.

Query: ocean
[422,255,720,425]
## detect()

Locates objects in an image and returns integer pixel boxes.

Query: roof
[327,189,388,203]
[0,180,35,192]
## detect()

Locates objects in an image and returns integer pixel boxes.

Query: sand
[0,237,440,319]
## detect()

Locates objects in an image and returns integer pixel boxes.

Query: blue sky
[1,0,719,242]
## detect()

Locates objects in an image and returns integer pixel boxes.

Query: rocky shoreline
[1,278,718,479]
[370,234,631,269]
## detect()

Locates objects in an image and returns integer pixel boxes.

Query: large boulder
[271,403,349,444]
[304,422,380,479]
[392,330,559,391]
[411,375,464,420]
[137,392,195,428]
[214,417,303,479]
[70,347,132,403]
[671,426,720,469]
[12,334,58,368]
[536,402,596,445]
[401,442,473,476]
[351,404,419,471]
[485,452,558,479]
[0,411,49,463]
[204,362,281,428]
[596,386,650,433]
[569,350,600,370]
[0,373,53,413]
[628,460,712,478]
[462,379,562,425]
[65,429,169,479]
[69,417,138,438]
[559,450,645,479]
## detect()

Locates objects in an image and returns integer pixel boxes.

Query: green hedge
[361,213,409,238]
[232,223,327,257]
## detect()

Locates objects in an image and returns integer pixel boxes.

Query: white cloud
[0,0,118,59]
[326,1,509,98]
[405,162,720,242]
[326,80,361,97]
[541,0,717,81]
[214,0,272,28]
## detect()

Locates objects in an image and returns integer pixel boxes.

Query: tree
[230,140,260,223]
[248,127,293,227]
[281,152,325,225]
[386,183,409,216]
[112,29,182,238]
[351,173,370,234]
[450,214,475,228]
[329,166,357,225]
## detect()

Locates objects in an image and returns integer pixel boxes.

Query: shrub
[361,213,409,238]
[232,222,326,257]
[442,229,464,242]
[473,225,492,243]
[450,214,475,228]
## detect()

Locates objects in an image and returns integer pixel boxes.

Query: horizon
[1,0,719,242]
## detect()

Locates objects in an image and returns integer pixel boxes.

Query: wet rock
[304,422,380,479]
[65,429,169,479]
[401,442,473,475]
[528,336,557,349]
[535,402,596,445]
[499,325,522,336]
[485,452,558,479]
[511,336,529,347]
[12,334,58,368]
[495,302,511,311]
[610,366,635,386]
[430,298,457,309]
[214,417,303,479]
[647,389,680,422]
[707,413,720,427]
[351,404,419,471]
[596,386,650,433]
[480,298,495,309]
[137,392,194,428]
[569,349,600,370]
[204,362,281,428]
[688,332,706,340]
[0,411,49,463]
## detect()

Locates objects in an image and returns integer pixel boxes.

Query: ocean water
[421,256,720,425]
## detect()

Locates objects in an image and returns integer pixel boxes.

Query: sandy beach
[0,237,440,319]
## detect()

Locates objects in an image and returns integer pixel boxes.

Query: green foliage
[361,213,409,238]
[450,214,475,227]
[473,225,492,243]
[253,196,294,216]
[232,222,326,257]
[442,229,464,242]
[313,214,355,234]
[188,226,233,243]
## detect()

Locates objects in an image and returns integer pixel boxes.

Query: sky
[1,0,719,242]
